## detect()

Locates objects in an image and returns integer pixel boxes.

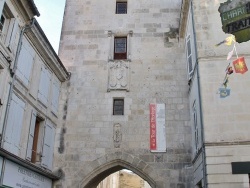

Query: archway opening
[97,169,152,188]
[80,159,156,188]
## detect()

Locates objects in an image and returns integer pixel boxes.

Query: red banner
[233,57,248,74]
[150,104,157,150]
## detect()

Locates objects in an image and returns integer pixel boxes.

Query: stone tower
[55,0,192,187]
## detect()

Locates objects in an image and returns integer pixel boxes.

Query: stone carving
[113,123,122,148]
[108,60,129,91]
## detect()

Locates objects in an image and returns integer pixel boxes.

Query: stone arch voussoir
[78,151,157,188]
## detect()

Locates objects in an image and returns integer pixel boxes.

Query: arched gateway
[79,152,156,188]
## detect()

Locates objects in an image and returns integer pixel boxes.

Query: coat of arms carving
[108,60,129,91]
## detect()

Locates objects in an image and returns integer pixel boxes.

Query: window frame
[116,2,127,14]
[186,35,193,79]
[26,110,45,163]
[114,36,127,60]
[192,100,199,153]
[113,98,124,115]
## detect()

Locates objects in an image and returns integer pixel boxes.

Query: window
[3,93,25,155]
[0,3,17,51]
[26,111,44,163]
[26,112,56,170]
[0,14,5,32]
[51,78,60,115]
[16,37,35,86]
[196,181,202,188]
[186,35,193,79]
[113,99,124,115]
[116,2,127,14]
[41,120,56,170]
[193,101,198,153]
[38,66,51,106]
[114,37,127,60]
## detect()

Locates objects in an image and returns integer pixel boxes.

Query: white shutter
[38,66,51,106]
[3,94,25,155]
[51,78,60,114]
[26,110,36,161]
[0,1,4,18]
[186,35,193,79]
[6,18,18,52]
[41,121,55,170]
[16,37,34,86]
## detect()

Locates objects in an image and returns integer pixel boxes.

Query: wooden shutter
[26,110,36,161]
[6,18,18,52]
[3,94,25,155]
[41,121,55,170]
[38,66,51,106]
[51,78,60,114]
[16,37,34,86]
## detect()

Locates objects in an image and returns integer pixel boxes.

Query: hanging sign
[233,57,248,74]
[219,0,250,43]
[219,88,231,98]
[149,103,166,152]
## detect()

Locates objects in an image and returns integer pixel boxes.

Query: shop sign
[219,0,250,43]
[2,160,52,188]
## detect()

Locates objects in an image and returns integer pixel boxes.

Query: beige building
[97,170,151,188]
[181,0,250,187]
[0,0,69,187]
[0,0,249,188]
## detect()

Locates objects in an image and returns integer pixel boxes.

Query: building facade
[0,0,69,187]
[97,170,151,188]
[180,0,250,187]
[55,0,193,187]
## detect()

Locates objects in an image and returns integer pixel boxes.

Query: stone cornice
[26,19,70,82]
[205,141,250,147]
[179,0,190,38]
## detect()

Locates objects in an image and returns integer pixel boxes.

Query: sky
[33,0,66,54]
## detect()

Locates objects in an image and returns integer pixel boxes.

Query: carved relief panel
[108,60,130,91]
[113,123,122,148]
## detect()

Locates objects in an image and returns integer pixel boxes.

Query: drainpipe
[190,1,208,188]
[1,18,35,147]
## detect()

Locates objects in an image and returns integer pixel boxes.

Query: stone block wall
[55,0,193,187]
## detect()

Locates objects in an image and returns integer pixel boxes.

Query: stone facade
[0,0,69,187]
[182,0,250,187]
[55,0,193,187]
[97,170,151,188]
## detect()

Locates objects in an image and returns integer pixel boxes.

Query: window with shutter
[186,35,193,79]
[26,110,44,163]
[51,78,60,115]
[26,110,36,161]
[192,101,198,153]
[41,121,55,170]
[3,93,25,155]
[0,3,15,46]
[38,66,51,106]
[16,37,34,86]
